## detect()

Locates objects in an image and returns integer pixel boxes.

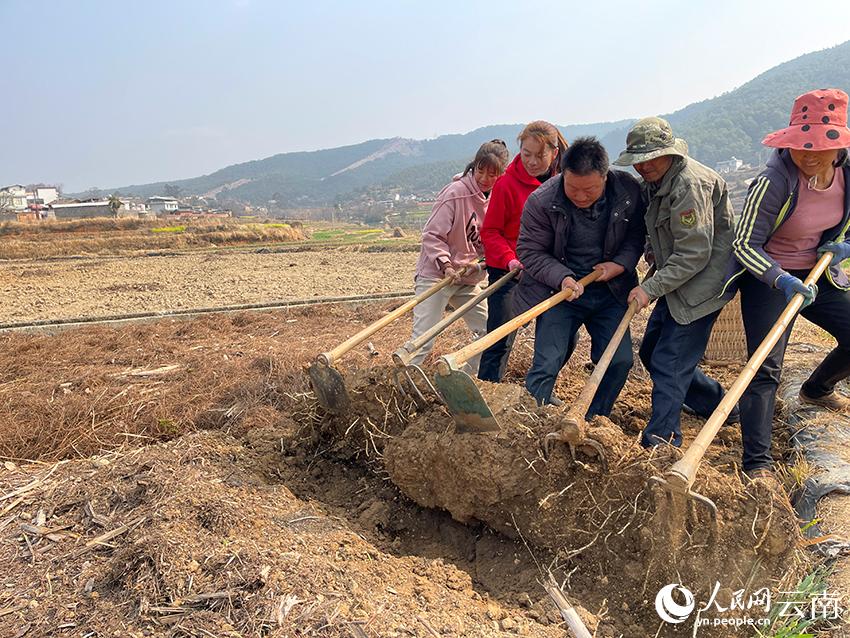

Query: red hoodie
[481,154,544,269]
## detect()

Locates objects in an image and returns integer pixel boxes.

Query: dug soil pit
[315,374,810,636]
[0,429,574,638]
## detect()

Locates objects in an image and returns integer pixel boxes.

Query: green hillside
[600,41,850,167]
[105,120,631,206]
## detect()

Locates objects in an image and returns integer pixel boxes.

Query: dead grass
[0,217,149,235]
[0,313,300,461]
[0,291,835,467]
[0,218,307,259]
[0,301,423,462]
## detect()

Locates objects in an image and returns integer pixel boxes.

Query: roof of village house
[50,200,112,208]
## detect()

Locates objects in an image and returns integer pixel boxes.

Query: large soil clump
[377,379,807,635]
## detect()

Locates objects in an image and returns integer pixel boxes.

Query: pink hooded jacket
[415,172,487,286]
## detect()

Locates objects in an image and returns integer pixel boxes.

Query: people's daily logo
[654,582,843,629]
[655,584,695,624]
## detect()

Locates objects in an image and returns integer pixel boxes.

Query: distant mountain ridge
[107,120,630,205]
[599,40,850,167]
[105,40,850,207]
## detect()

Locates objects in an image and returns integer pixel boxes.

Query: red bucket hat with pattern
[762,88,850,151]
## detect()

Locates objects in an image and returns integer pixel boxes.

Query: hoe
[650,252,832,529]
[543,269,655,470]
[308,263,478,413]
[391,268,519,405]
[543,299,640,472]
[434,270,603,433]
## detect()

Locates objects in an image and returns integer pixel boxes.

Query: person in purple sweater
[732,88,850,479]
[402,140,510,372]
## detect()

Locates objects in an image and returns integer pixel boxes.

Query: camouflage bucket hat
[613,116,689,166]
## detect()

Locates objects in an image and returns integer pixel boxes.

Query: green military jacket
[642,156,736,325]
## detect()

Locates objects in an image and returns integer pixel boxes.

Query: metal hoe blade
[307,362,350,413]
[433,367,500,433]
[543,430,609,473]
[648,475,718,540]
[392,364,443,408]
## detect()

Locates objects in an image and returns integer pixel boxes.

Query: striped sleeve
[732,174,787,287]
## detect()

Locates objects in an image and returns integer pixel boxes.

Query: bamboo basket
[703,293,748,364]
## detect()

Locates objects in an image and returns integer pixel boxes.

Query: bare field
[1,249,418,323]
[0,226,846,635]
[1,295,843,636]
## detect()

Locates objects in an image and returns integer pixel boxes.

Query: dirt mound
[370,380,807,636]
[0,429,568,637]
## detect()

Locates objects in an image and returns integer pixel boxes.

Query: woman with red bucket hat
[732,88,850,479]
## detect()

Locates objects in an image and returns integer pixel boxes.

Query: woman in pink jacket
[403,140,510,372]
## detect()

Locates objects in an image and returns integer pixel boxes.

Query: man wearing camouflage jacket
[614,117,738,447]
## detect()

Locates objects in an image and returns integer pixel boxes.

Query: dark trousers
[525,285,633,417]
[639,297,725,447]
[739,271,850,471]
[478,266,519,382]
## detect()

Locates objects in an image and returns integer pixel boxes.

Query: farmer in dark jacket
[614,117,738,448]
[514,137,646,414]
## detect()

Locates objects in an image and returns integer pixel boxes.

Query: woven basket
[703,293,748,364]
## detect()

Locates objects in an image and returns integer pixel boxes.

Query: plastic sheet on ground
[780,371,850,558]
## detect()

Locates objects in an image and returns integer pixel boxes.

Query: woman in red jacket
[477,121,568,382]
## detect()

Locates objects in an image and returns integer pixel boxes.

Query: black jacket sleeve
[517,193,573,291]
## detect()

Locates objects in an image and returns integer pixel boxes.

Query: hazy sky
[1,0,848,192]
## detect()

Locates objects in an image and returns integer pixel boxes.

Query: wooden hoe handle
[664,252,832,493]
[565,300,639,425]
[438,270,603,373]
[318,262,478,366]
[395,268,520,365]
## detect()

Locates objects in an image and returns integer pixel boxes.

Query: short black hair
[561,136,609,176]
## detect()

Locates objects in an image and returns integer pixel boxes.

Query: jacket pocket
[677,280,716,307]
[677,259,725,307]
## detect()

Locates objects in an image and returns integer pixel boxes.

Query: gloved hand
[817,241,850,266]
[507,259,523,271]
[774,273,817,308]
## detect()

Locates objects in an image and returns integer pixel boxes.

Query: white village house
[146,196,179,213]
[0,185,28,212]
[33,187,59,205]
[715,156,744,174]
